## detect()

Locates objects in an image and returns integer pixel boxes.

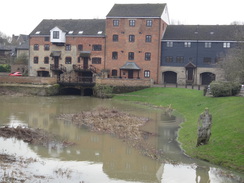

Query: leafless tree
[218,28,244,83]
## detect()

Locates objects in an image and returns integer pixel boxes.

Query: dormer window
[50,27,66,44]
[35,31,41,34]
[68,31,74,34]
[53,31,59,39]
[78,31,83,34]
[97,31,103,34]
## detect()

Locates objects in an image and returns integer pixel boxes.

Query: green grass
[114,87,244,173]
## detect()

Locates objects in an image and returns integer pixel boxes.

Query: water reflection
[0,96,242,183]
[195,166,210,183]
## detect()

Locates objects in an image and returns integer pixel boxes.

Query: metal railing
[50,64,67,73]
[73,64,97,73]
[58,75,94,84]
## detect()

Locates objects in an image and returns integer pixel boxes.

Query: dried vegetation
[58,106,165,160]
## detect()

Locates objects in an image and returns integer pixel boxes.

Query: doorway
[83,57,89,69]
[128,70,133,79]
[54,57,59,69]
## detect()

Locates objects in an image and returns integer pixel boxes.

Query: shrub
[210,81,241,97]
[0,64,11,72]
[93,84,114,98]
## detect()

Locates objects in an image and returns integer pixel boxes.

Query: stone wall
[0,84,60,96]
[96,77,153,87]
[0,76,57,85]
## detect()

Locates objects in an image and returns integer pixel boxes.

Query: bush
[93,84,114,98]
[210,81,241,97]
[0,64,11,72]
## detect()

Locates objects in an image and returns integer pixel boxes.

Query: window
[112,52,118,60]
[65,44,71,51]
[65,57,72,64]
[77,57,81,63]
[92,57,101,64]
[78,44,83,51]
[165,56,173,63]
[145,35,152,42]
[112,69,118,76]
[113,20,119,26]
[128,52,134,60]
[44,37,50,41]
[44,57,49,64]
[184,42,191,47]
[129,35,135,42]
[34,57,38,64]
[205,42,211,48]
[92,44,102,51]
[144,70,150,78]
[146,20,152,27]
[34,44,39,50]
[129,20,136,27]
[53,31,59,39]
[176,56,184,63]
[113,35,119,42]
[167,41,173,47]
[203,57,212,64]
[145,52,151,61]
[223,42,230,48]
[44,44,49,51]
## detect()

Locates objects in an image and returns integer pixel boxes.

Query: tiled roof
[29,19,106,36]
[120,62,141,70]
[106,4,166,18]
[163,25,244,41]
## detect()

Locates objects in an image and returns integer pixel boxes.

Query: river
[0,95,243,183]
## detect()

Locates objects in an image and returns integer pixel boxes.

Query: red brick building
[105,4,169,83]
[29,4,169,84]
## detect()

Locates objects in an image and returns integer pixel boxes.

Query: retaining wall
[0,76,57,85]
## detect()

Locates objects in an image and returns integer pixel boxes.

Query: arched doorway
[163,71,177,84]
[84,88,93,96]
[201,72,216,85]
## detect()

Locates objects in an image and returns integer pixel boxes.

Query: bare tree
[218,28,244,83]
[219,44,244,83]
[0,31,11,45]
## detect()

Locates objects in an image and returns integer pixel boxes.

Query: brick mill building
[29,4,169,85]
[29,3,244,86]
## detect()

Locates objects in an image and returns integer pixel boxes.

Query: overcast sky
[1,0,243,36]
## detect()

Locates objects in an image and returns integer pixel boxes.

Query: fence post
[164,82,166,87]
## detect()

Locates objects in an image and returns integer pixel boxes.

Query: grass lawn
[113,87,244,173]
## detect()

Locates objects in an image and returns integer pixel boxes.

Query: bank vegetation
[114,87,244,173]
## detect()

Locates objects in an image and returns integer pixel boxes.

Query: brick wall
[0,76,57,84]
[29,36,106,77]
[105,18,166,83]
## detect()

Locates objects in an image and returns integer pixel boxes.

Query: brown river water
[0,95,243,183]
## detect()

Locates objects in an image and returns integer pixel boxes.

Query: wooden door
[54,57,59,69]
[83,57,88,69]
[128,70,133,79]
